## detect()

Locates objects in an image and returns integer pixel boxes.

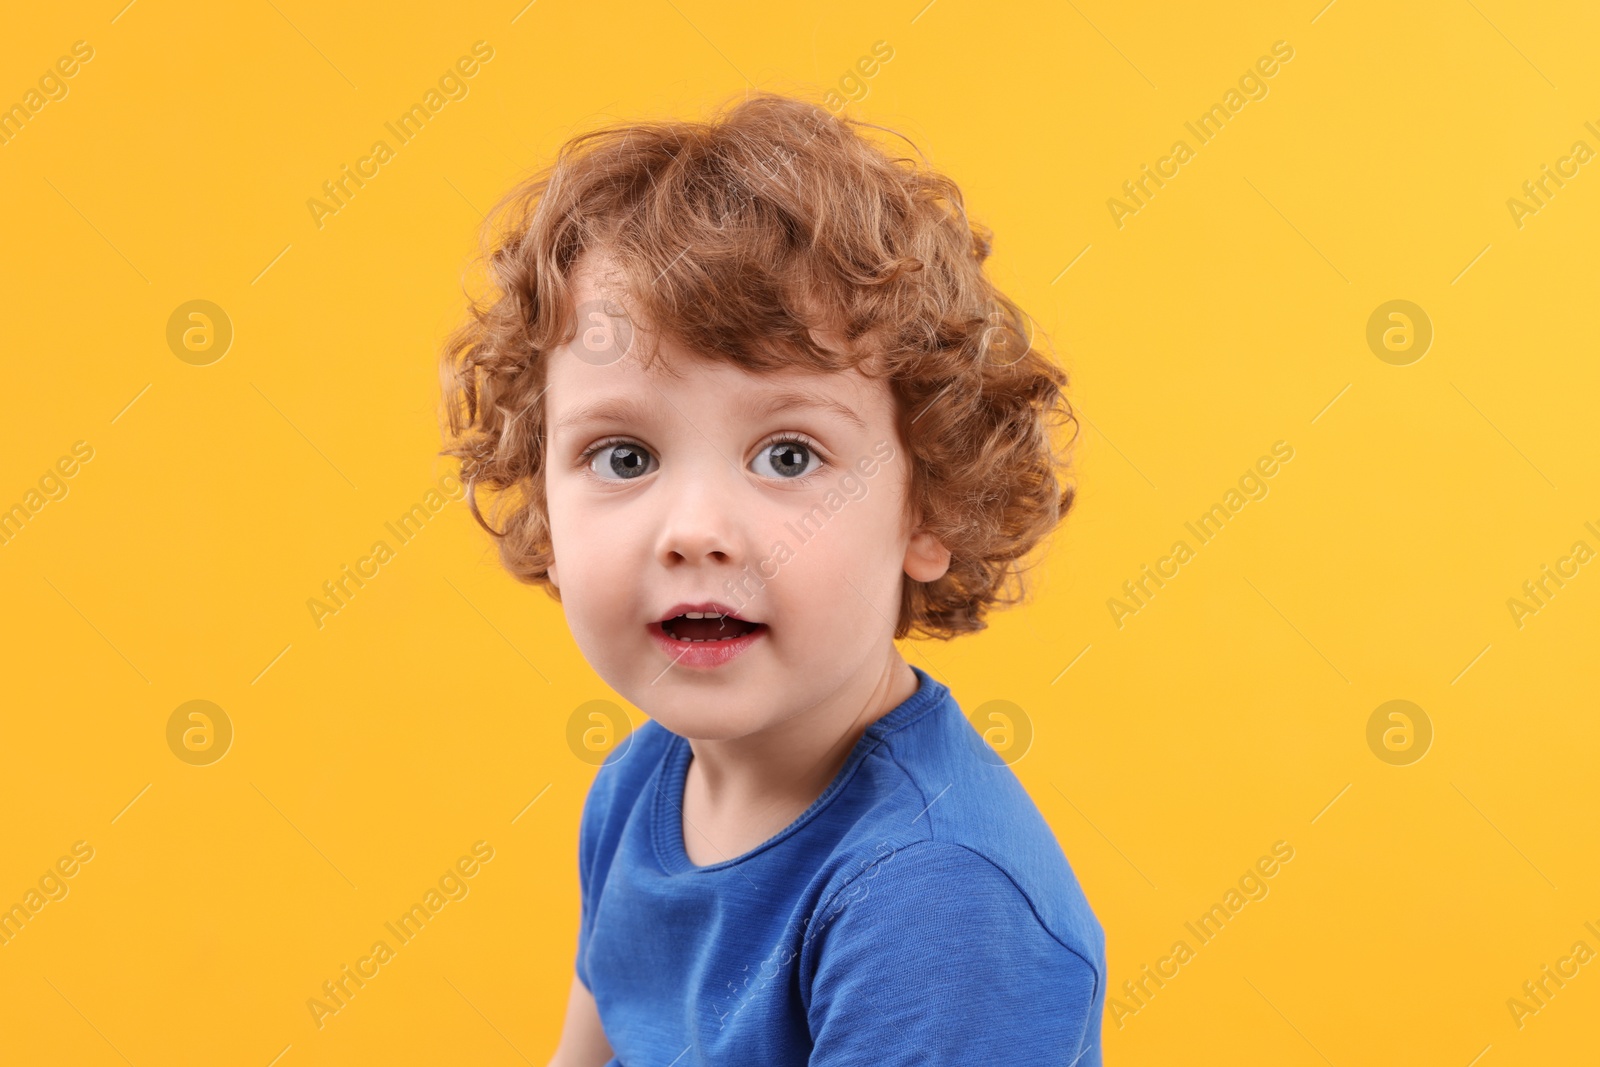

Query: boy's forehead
[546,341,888,431]
[554,252,894,426]
[568,248,629,304]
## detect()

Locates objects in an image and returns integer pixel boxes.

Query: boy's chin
[643,702,771,743]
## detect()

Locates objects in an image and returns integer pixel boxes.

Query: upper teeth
[680,612,724,619]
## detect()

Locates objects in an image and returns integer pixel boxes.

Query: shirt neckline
[651,664,947,875]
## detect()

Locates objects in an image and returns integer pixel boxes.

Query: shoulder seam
[817,838,1102,1003]
[877,745,934,838]
[938,841,1102,988]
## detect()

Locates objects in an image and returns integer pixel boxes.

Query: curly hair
[437,90,1079,641]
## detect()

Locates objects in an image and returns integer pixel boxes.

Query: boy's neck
[678,653,920,858]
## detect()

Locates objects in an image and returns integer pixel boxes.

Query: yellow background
[2,1,1596,1063]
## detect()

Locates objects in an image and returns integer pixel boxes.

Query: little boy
[439,91,1104,1065]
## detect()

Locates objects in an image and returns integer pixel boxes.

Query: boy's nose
[652,463,746,568]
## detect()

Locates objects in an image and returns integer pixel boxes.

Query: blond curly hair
[437,91,1078,641]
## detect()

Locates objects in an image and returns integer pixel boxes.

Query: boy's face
[543,255,950,741]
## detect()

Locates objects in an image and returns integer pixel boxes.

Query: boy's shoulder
[579,715,675,834]
[575,716,675,905]
[576,668,1105,970]
[814,670,1106,971]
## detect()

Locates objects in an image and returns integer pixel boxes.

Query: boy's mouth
[653,603,763,643]
[658,613,764,643]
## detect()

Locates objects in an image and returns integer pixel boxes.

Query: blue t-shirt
[576,664,1106,1065]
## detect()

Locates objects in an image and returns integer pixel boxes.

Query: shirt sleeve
[573,726,663,996]
[803,841,1102,1066]
[575,774,600,993]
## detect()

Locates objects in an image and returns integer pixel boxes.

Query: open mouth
[659,612,764,643]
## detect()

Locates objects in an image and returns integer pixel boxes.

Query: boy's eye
[751,440,819,480]
[589,442,656,481]
[584,438,823,481]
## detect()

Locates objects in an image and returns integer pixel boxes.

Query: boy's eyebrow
[553,389,867,434]
[749,389,867,431]
[553,396,655,435]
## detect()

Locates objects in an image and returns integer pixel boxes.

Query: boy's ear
[903,525,951,583]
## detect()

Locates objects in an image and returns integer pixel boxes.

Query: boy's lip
[652,601,759,624]
[647,617,767,668]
